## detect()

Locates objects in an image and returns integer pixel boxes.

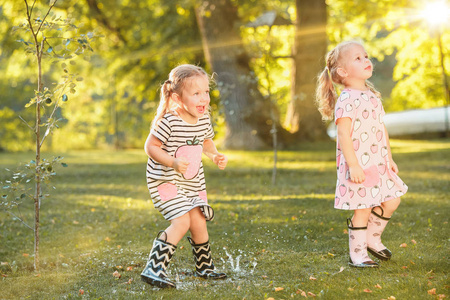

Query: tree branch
[35,1,57,36]
[6,210,33,231]
[30,0,36,17]
[19,115,35,131]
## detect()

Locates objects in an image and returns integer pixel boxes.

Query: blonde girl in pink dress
[316,41,408,268]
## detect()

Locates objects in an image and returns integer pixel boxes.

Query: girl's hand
[349,165,365,184]
[390,160,399,174]
[213,153,228,170]
[173,157,190,174]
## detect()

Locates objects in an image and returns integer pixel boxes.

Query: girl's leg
[188,207,209,244]
[348,208,378,268]
[352,207,371,227]
[140,213,190,288]
[367,198,401,260]
[164,213,191,245]
[187,207,227,279]
[377,197,401,217]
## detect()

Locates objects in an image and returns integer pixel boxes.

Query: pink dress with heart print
[334,88,408,210]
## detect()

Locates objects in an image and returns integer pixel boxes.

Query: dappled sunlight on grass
[63,149,147,165]
[209,193,333,202]
[0,139,448,299]
[390,139,450,153]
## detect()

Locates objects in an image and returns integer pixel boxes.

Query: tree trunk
[285,0,328,140]
[195,0,289,149]
[33,31,44,274]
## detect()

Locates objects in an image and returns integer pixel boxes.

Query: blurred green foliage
[327,0,450,111]
[0,0,448,151]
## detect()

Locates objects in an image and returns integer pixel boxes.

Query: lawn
[0,139,448,299]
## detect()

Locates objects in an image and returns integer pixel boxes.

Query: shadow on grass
[0,139,449,299]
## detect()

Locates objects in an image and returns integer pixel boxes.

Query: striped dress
[146,113,215,221]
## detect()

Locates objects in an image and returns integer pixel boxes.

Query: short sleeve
[205,118,215,140]
[150,116,172,144]
[334,91,357,124]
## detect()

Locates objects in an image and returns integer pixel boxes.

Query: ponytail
[151,80,175,128]
[316,67,338,121]
[365,80,381,99]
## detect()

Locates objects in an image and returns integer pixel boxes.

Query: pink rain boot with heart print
[347,218,378,268]
[367,207,392,261]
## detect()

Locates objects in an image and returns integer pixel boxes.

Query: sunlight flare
[421,1,450,26]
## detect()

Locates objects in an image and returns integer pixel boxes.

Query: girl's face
[339,44,373,86]
[174,75,210,124]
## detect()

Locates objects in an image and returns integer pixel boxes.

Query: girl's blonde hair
[152,64,210,128]
[315,41,381,121]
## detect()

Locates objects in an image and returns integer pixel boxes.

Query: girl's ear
[337,67,347,78]
[171,93,182,106]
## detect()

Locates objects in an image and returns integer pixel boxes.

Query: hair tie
[325,66,331,78]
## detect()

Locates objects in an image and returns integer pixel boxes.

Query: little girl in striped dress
[141,64,228,288]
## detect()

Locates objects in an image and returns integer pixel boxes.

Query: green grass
[0,139,449,299]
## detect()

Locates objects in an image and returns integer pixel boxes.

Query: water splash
[221,248,242,272]
[250,260,257,275]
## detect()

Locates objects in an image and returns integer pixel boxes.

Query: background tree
[195,0,291,149]
[284,0,328,140]
[1,0,447,152]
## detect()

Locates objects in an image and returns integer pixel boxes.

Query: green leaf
[62,94,68,102]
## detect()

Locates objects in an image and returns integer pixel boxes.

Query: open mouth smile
[197,106,206,114]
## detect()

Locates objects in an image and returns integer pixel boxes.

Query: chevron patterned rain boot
[347,218,378,268]
[187,237,227,279]
[367,207,392,261]
[141,231,177,288]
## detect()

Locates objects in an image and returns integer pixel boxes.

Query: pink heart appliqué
[157,183,178,202]
[362,165,380,187]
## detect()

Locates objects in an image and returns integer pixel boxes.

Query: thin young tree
[1,0,95,271]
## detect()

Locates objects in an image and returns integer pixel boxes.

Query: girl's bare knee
[171,214,191,233]
[380,198,401,216]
